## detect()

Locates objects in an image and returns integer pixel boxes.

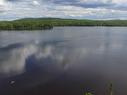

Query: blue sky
[0,0,127,20]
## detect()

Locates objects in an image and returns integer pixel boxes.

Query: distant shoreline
[0,18,127,30]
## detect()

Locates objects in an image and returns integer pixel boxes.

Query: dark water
[0,27,127,95]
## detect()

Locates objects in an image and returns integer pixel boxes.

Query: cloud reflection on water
[0,42,85,77]
[0,44,38,76]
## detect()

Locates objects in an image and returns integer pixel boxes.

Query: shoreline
[1,18,127,30]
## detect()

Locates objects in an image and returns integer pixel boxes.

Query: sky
[0,0,127,20]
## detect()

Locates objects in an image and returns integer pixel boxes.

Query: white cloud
[32,1,40,6]
[0,0,5,5]
[0,0,127,20]
[79,0,111,4]
[112,0,127,3]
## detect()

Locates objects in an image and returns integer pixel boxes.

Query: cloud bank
[0,0,127,20]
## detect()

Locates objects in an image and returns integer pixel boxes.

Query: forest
[0,18,127,30]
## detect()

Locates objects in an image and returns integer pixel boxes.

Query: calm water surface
[0,27,127,95]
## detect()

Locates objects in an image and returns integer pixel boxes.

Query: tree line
[0,21,53,30]
[0,18,127,30]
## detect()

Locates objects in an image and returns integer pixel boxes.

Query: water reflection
[0,43,38,76]
[0,41,76,77]
[0,27,127,95]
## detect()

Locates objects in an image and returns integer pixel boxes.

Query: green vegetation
[0,19,53,30]
[1,18,127,30]
[109,83,113,95]
[83,83,113,95]
[85,92,93,95]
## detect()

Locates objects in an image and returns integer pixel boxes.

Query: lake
[0,27,127,95]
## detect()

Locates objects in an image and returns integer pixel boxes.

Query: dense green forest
[0,18,127,30]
